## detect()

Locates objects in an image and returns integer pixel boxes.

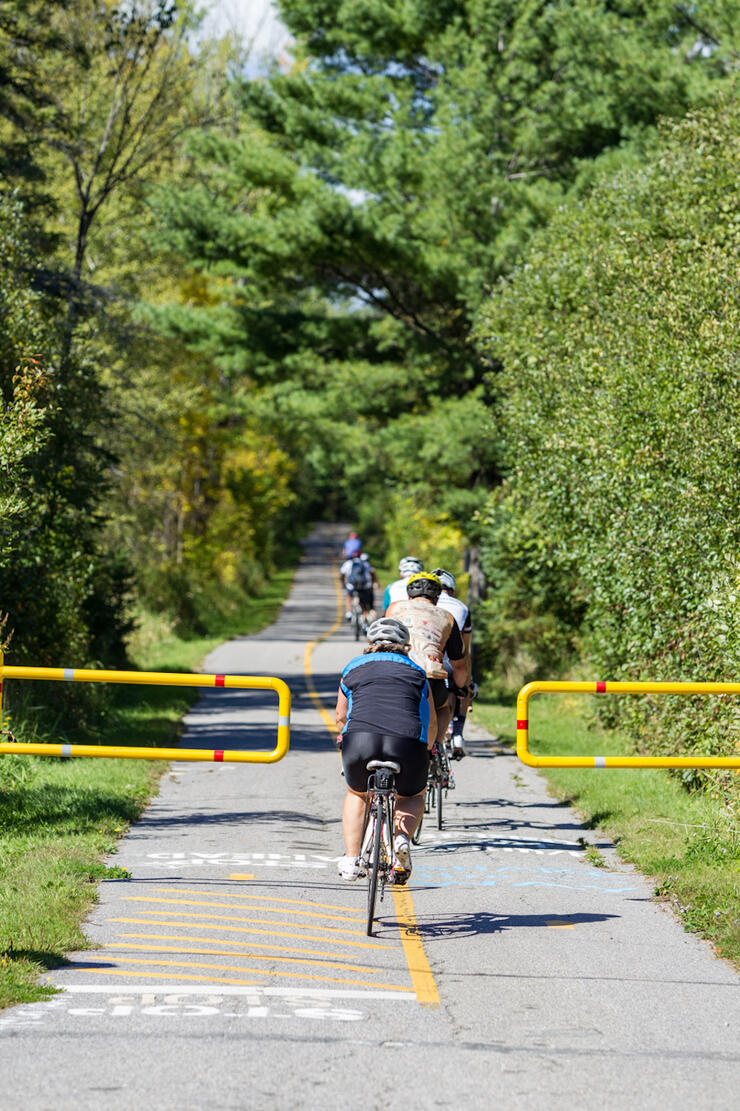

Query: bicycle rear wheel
[366,809,382,936]
[436,777,443,829]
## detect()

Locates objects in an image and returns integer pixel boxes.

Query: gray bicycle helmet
[366,617,410,647]
[432,567,457,593]
[398,556,423,576]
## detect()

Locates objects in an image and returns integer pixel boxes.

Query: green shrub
[475,92,740,806]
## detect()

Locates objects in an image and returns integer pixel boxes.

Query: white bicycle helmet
[366,617,410,647]
[432,567,456,593]
[398,556,423,576]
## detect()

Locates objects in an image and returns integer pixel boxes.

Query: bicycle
[412,733,455,842]
[358,759,402,935]
[350,591,369,641]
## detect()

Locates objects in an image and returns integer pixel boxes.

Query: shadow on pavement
[390,910,619,938]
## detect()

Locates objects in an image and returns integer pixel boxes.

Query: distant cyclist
[342,531,362,559]
[386,572,467,746]
[382,556,423,612]
[340,547,378,623]
[433,568,474,759]
[335,618,436,883]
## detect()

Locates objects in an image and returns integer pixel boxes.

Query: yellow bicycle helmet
[405,571,442,601]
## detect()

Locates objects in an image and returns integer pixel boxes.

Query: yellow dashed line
[153,887,364,916]
[229,873,254,880]
[123,896,359,924]
[114,931,385,962]
[113,907,371,938]
[105,942,382,975]
[108,917,392,950]
[83,956,413,992]
[68,968,260,986]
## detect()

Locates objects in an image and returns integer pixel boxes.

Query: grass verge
[475,695,740,969]
[0,566,296,1009]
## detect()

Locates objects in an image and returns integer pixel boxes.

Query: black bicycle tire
[366,806,382,936]
[436,774,443,829]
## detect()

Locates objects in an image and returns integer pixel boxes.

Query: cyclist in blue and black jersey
[334,618,436,884]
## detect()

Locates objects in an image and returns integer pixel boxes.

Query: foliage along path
[0,525,737,1111]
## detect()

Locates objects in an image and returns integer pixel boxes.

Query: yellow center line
[111,908,371,938]
[391,887,440,1008]
[304,566,345,732]
[123,896,358,924]
[152,887,364,917]
[83,956,413,992]
[304,562,441,1008]
[105,942,384,975]
[108,917,392,950]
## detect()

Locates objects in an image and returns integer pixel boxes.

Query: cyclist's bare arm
[335,688,348,743]
[450,654,468,691]
[427,687,437,750]
[462,631,473,683]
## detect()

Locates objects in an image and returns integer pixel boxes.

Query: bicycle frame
[360,764,398,935]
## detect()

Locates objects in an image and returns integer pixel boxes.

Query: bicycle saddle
[366,759,401,773]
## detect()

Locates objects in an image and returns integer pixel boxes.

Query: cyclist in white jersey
[382,556,423,612]
[433,568,474,759]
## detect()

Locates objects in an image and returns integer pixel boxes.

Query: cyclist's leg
[358,587,374,623]
[341,786,366,856]
[450,690,468,757]
[428,677,452,745]
[382,734,428,840]
[340,732,386,855]
[395,791,425,840]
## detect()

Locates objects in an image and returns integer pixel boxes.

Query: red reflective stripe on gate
[213,751,224,761]
[596,681,606,693]
[517,719,528,730]
[214,675,225,687]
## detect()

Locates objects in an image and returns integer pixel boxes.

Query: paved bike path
[0,524,738,1110]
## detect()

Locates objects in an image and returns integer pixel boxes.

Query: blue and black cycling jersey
[340,652,430,745]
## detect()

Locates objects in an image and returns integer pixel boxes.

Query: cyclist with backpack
[340,547,378,623]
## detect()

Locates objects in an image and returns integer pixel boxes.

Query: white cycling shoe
[338,855,362,881]
[393,835,412,885]
[451,733,466,760]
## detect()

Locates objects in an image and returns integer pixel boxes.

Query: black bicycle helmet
[366,617,410,647]
[405,571,442,602]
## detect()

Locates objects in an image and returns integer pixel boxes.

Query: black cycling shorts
[341,732,429,796]
[428,677,449,710]
[347,587,374,610]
